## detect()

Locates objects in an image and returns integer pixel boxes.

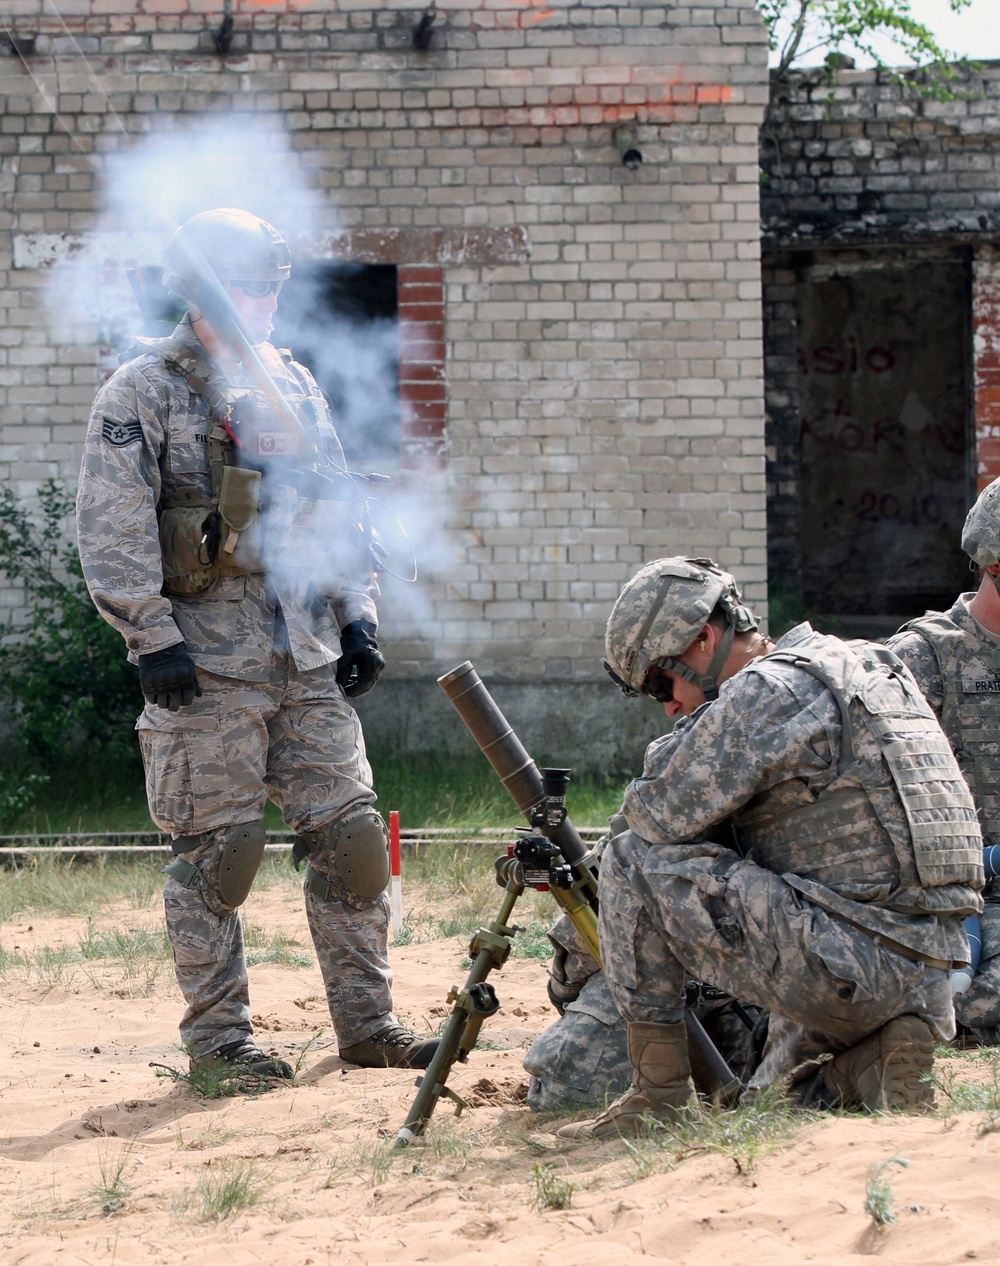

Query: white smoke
[48,114,458,631]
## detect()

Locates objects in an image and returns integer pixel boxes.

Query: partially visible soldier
[523,912,760,1112]
[559,557,983,1140]
[523,913,632,1111]
[887,477,1000,1044]
[77,208,436,1079]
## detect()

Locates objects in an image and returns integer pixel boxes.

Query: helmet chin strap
[657,623,736,703]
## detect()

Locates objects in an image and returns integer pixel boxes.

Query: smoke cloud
[48,114,458,635]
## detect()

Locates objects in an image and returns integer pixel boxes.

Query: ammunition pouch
[159,498,220,596]
[298,806,390,910]
[218,466,260,533]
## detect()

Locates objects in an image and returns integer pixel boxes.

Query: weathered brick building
[761,62,1000,636]
[0,0,769,766]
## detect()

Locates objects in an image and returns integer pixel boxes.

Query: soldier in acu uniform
[76,208,437,1078]
[559,557,983,1140]
[887,477,1000,1044]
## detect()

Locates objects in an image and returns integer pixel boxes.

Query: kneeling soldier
[561,557,982,1139]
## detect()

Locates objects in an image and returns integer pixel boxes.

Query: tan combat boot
[823,1015,935,1112]
[340,1024,439,1070]
[557,1020,695,1139]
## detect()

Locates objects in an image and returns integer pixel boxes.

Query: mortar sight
[540,768,571,800]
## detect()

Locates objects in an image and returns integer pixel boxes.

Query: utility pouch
[218,466,261,533]
[159,504,218,596]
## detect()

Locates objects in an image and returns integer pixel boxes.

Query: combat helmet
[603,557,758,703]
[962,477,1000,570]
[162,207,291,300]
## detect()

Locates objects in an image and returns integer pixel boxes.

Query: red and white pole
[389,810,403,938]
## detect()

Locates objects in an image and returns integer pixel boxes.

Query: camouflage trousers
[955,900,1000,1037]
[599,831,956,1087]
[139,660,395,1057]
[524,971,633,1112]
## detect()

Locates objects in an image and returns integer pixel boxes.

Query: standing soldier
[887,478,1000,1044]
[76,208,437,1078]
[559,557,982,1139]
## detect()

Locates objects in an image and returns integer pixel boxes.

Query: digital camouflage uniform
[77,312,399,1058]
[523,914,632,1111]
[888,595,1000,1039]
[600,623,983,1092]
[523,915,760,1111]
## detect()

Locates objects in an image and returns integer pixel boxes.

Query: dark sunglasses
[602,658,674,703]
[231,279,283,298]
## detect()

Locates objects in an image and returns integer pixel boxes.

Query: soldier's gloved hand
[335,620,385,698]
[138,642,202,711]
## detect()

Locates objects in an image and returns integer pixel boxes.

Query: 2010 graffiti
[856,490,945,526]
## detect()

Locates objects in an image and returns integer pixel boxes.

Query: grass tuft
[327,1137,395,1188]
[532,1162,573,1211]
[90,1141,135,1217]
[930,1046,1000,1115]
[151,1053,281,1100]
[569,1085,808,1183]
[864,1156,909,1230]
[193,1160,265,1221]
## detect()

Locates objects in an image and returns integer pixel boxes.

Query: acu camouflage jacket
[621,623,983,966]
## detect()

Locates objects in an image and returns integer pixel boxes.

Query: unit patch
[255,431,297,457]
[102,418,143,447]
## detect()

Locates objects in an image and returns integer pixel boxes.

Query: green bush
[0,479,142,775]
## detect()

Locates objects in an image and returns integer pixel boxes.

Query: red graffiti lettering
[797,343,897,377]
[838,423,864,452]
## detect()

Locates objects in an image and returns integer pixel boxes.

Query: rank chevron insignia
[101,418,142,446]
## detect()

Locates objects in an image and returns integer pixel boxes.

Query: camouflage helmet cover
[162,207,292,299]
[604,557,758,695]
[962,478,1000,568]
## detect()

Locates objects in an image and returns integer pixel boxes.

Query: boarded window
[792,248,973,624]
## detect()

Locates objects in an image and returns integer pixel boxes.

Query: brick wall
[0,0,769,764]
[761,62,1000,247]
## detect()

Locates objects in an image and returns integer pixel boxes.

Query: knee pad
[203,821,267,912]
[305,806,390,907]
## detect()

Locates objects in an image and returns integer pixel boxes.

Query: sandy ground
[2,883,1000,1266]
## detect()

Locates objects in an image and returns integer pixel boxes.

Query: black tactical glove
[335,620,385,698]
[138,642,202,711]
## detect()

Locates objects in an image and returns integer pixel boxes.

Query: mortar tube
[436,661,591,872]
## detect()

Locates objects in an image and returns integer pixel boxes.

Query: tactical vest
[735,635,983,917]
[900,601,1000,848]
[142,334,357,597]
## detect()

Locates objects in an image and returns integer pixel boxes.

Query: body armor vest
[735,634,982,919]
[900,601,1000,848]
[142,333,360,597]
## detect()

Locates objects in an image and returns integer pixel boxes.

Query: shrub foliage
[0,479,142,771]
